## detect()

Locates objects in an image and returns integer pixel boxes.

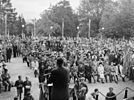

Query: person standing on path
[15,75,24,100]
[6,45,12,63]
[23,77,32,97]
[13,44,18,58]
[47,58,70,100]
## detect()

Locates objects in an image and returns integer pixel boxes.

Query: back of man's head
[57,58,64,67]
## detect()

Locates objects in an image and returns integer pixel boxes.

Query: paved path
[0,57,40,100]
[0,57,134,100]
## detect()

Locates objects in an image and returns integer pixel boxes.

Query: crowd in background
[0,36,134,100]
[19,37,134,83]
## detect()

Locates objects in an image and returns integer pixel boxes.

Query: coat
[97,65,104,79]
[47,67,70,100]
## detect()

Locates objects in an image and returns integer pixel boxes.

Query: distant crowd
[0,36,134,100]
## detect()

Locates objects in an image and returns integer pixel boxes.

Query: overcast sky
[11,0,80,21]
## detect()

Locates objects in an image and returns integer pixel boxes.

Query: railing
[97,87,134,100]
[39,84,134,100]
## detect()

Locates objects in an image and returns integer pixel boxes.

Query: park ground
[0,57,134,100]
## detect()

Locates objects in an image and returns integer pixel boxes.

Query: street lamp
[102,27,104,30]
[60,4,70,39]
[101,27,104,40]
[22,24,24,38]
[49,26,53,39]
[77,26,80,38]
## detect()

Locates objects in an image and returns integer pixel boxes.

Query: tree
[78,0,110,37]
[36,0,79,37]
[36,10,60,37]
[101,0,134,39]
[0,0,23,36]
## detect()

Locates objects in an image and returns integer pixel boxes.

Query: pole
[8,28,9,39]
[22,29,23,38]
[5,13,7,37]
[124,88,128,99]
[49,31,50,40]
[88,19,91,39]
[34,19,36,37]
[62,18,64,39]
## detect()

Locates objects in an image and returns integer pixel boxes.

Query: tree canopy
[36,0,79,37]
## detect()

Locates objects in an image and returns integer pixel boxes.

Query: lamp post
[60,4,69,39]
[101,27,104,40]
[49,26,53,40]
[22,24,24,38]
[77,26,80,38]
[33,18,36,37]
[4,13,7,37]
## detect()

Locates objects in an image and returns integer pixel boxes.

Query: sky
[11,0,80,22]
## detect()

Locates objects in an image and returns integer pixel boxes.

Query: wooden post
[124,88,128,99]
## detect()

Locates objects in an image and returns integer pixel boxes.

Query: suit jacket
[47,66,70,100]
[105,92,116,100]
[6,48,12,56]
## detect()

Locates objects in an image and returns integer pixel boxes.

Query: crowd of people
[20,36,134,100]
[0,36,134,100]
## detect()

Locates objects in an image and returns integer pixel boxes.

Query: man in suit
[13,44,17,58]
[15,75,24,100]
[23,77,32,97]
[105,87,116,100]
[6,46,12,62]
[47,58,70,100]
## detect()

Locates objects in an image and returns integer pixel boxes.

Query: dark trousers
[23,56,27,63]
[34,70,38,77]
[3,80,11,91]
[26,61,30,67]
[24,89,30,97]
[17,89,22,100]
[13,51,17,58]
[104,74,110,83]
[0,82,2,93]
[6,55,11,62]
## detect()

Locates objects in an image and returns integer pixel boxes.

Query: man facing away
[47,58,70,100]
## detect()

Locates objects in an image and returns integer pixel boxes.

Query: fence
[96,87,134,100]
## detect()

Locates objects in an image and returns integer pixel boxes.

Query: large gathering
[0,0,134,100]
